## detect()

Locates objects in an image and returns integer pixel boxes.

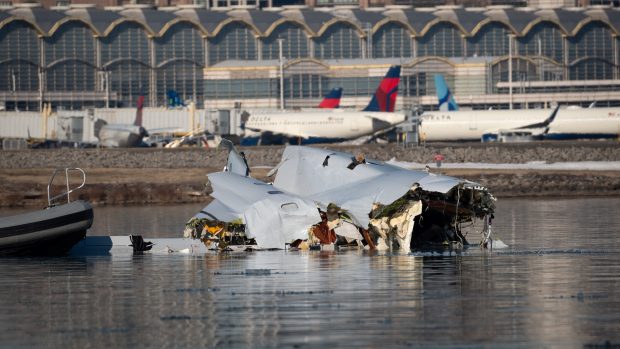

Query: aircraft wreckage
[185,141,496,252]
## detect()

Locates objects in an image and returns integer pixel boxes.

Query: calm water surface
[1,198,619,348]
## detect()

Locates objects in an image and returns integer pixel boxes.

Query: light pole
[538,37,544,82]
[277,37,285,110]
[10,69,18,111]
[508,34,514,110]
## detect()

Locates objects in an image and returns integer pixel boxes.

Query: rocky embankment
[0,141,618,207]
[1,141,619,169]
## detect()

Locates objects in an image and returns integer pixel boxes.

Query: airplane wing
[481,105,561,142]
[514,105,560,131]
[243,120,313,140]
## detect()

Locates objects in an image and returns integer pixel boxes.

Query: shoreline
[1,142,618,207]
[1,166,618,208]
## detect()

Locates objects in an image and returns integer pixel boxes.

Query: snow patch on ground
[387,159,620,171]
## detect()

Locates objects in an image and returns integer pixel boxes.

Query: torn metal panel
[244,196,322,249]
[197,171,321,249]
[333,221,363,242]
[388,200,422,252]
[208,172,275,211]
[272,146,467,196]
[271,146,495,249]
[196,199,241,223]
[307,172,423,228]
[220,139,251,176]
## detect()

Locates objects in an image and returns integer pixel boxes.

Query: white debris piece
[205,172,321,249]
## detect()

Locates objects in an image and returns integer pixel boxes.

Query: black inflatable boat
[0,201,94,256]
[0,168,94,256]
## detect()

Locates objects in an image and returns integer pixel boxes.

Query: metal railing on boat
[47,168,86,207]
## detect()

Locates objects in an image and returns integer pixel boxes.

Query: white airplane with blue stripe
[419,75,620,142]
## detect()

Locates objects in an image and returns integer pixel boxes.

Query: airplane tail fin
[363,65,401,112]
[318,87,343,109]
[94,119,108,138]
[221,138,251,177]
[133,95,145,127]
[434,74,458,111]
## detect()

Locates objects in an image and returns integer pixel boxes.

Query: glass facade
[108,61,150,108]
[568,21,614,63]
[206,76,387,100]
[328,76,381,97]
[1,9,620,110]
[569,58,615,80]
[207,22,257,65]
[284,73,326,99]
[466,22,510,57]
[401,72,428,98]
[566,21,615,81]
[517,22,564,62]
[157,62,203,107]
[100,22,150,65]
[45,21,96,93]
[155,22,204,106]
[262,22,309,60]
[416,22,463,58]
[205,78,276,100]
[0,21,40,93]
[314,22,362,60]
[402,59,454,98]
[99,22,151,107]
[491,58,539,93]
[154,22,204,65]
[372,22,413,59]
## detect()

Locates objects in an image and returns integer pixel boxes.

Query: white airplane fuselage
[544,107,620,140]
[98,124,147,148]
[243,109,406,144]
[419,107,620,141]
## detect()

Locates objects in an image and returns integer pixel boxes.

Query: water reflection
[0,198,619,347]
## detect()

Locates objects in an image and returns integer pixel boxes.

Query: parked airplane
[241,66,405,145]
[418,75,620,142]
[95,96,149,147]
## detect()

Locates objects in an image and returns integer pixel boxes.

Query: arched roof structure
[0,5,618,39]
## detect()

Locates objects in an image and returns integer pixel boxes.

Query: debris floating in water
[245,269,271,276]
[185,140,497,252]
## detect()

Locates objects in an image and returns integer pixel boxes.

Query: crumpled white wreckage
[185,140,496,251]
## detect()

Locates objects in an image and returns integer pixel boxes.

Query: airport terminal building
[2,2,620,112]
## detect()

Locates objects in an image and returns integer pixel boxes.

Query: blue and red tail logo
[318,87,343,109]
[363,65,401,112]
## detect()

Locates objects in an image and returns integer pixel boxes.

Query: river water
[0,198,619,348]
